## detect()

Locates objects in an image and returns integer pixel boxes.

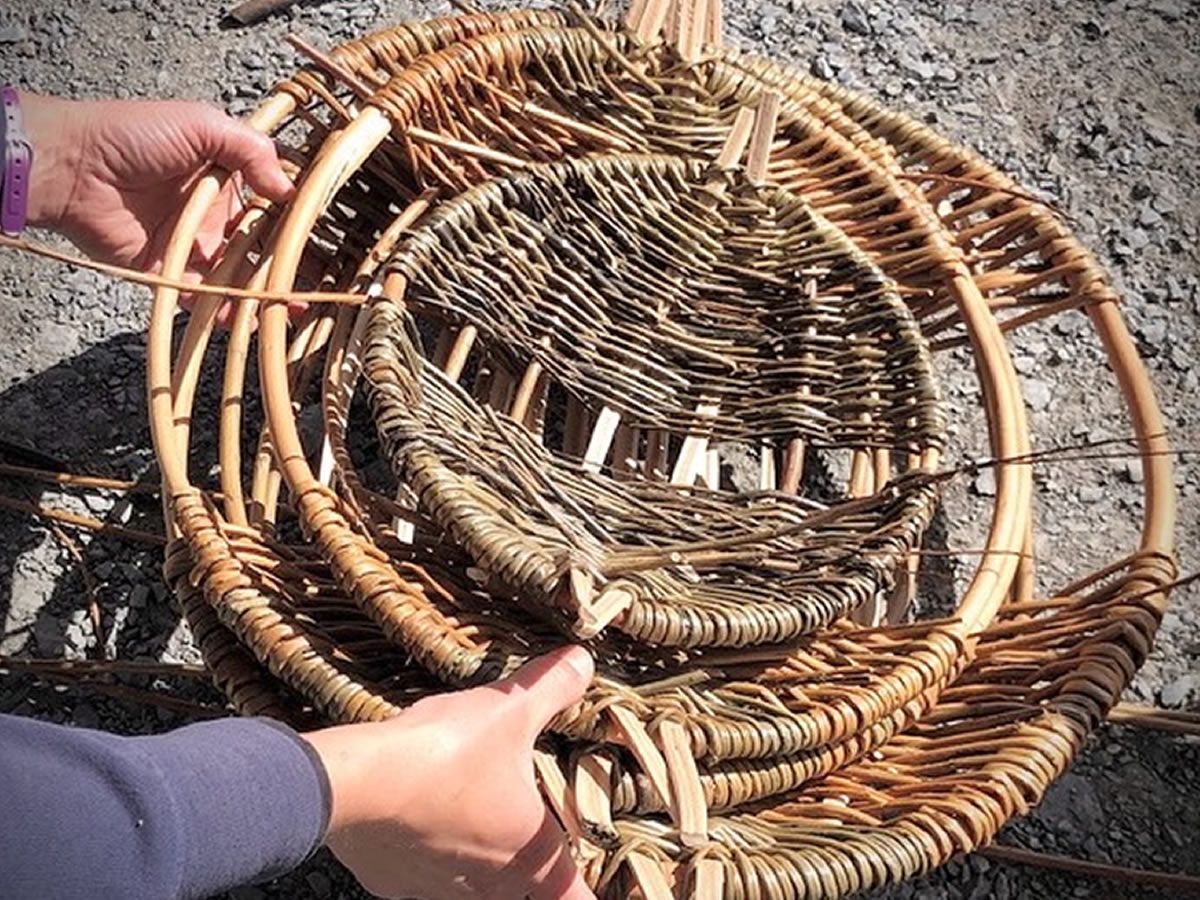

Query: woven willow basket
[364,151,946,647]
[144,4,1176,897]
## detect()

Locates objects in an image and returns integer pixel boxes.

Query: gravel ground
[0,1,1197,898]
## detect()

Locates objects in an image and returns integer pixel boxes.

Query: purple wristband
[1,86,33,236]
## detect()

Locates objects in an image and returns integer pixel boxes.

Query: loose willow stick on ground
[980,844,1200,893]
[0,235,367,305]
[42,514,108,660]
[1108,702,1200,736]
[0,656,209,679]
[0,495,165,545]
[226,0,302,26]
[0,463,153,494]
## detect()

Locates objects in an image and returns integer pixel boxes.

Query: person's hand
[303,646,598,900]
[22,93,293,272]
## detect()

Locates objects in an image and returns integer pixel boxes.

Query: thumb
[198,108,295,203]
[496,646,594,742]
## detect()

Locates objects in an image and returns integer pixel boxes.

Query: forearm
[0,712,330,900]
[15,92,84,229]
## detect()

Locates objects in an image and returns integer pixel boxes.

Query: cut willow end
[608,705,674,813]
[670,402,721,486]
[573,751,617,842]
[573,584,634,640]
[715,106,755,170]
[534,749,585,841]
[691,858,725,899]
[583,406,623,473]
[658,719,709,847]
[626,852,676,900]
[746,91,782,186]
[675,0,705,62]
[634,0,673,44]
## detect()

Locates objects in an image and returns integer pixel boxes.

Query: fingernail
[561,645,595,681]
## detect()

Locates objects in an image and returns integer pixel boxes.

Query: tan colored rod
[149,92,295,502]
[0,463,151,494]
[0,234,366,306]
[287,33,376,99]
[745,91,780,185]
[0,494,164,545]
[980,844,1200,893]
[0,656,208,679]
[1108,702,1200,735]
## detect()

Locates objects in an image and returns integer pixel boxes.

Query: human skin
[22,93,294,271]
[306,647,597,899]
[18,91,597,900]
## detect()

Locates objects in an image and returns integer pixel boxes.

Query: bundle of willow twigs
[130,1,1177,896]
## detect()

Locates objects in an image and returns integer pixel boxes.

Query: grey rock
[305,871,334,898]
[1143,116,1176,147]
[1137,318,1169,347]
[1078,484,1105,504]
[1138,205,1163,227]
[129,584,150,609]
[1122,458,1145,485]
[1125,228,1151,251]
[1038,772,1104,830]
[110,498,134,525]
[840,1,871,35]
[1013,353,1038,375]
[1160,674,1198,708]
[1024,378,1053,411]
[972,469,996,497]
[898,54,937,81]
[32,618,64,656]
[811,55,835,80]
[63,620,90,656]
[1054,314,1085,336]
[1149,0,1187,22]
[1165,275,1190,302]
[0,24,30,43]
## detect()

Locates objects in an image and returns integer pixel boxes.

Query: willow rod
[0,656,209,680]
[0,495,165,545]
[980,844,1200,893]
[0,235,368,306]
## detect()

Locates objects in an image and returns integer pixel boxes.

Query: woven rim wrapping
[140,6,1176,898]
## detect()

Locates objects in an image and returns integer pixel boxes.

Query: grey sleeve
[0,712,331,900]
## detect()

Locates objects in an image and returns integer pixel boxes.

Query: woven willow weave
[142,4,1177,897]
[365,153,945,650]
